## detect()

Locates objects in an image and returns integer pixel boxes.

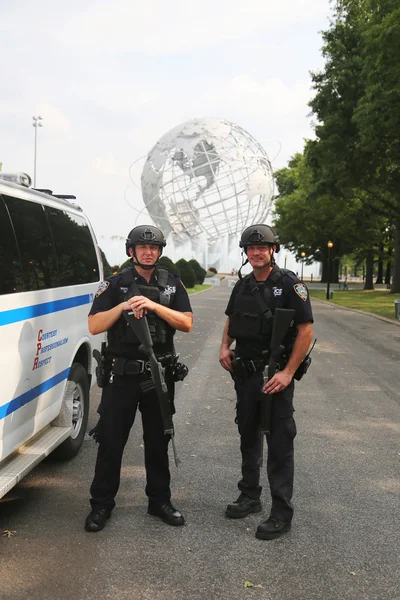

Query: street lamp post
[32,115,43,187]
[301,252,306,281]
[326,241,334,300]
[284,255,287,269]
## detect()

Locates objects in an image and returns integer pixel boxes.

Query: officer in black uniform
[85,225,193,532]
[219,224,313,540]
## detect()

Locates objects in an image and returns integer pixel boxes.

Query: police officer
[85,225,193,532]
[219,224,313,540]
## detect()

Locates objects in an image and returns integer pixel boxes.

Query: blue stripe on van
[0,368,71,420]
[0,294,92,327]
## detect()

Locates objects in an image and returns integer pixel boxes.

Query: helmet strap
[238,251,249,280]
[238,246,275,278]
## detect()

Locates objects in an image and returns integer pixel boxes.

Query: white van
[0,173,104,498]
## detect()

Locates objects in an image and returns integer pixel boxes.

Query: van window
[2,194,59,291]
[44,207,99,285]
[0,195,24,295]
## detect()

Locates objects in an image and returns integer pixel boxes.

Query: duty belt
[111,357,149,376]
[111,353,176,376]
[231,355,269,376]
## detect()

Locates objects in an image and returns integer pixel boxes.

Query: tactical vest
[228,267,297,348]
[107,267,177,356]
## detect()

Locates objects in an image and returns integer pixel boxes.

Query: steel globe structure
[140,117,275,271]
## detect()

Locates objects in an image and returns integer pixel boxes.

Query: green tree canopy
[100,249,113,278]
[305,0,399,290]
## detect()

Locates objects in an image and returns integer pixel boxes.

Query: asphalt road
[1,280,399,600]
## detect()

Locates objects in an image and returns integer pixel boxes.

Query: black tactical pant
[89,373,175,511]
[234,371,296,522]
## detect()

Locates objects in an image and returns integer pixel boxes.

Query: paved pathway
[1,280,399,600]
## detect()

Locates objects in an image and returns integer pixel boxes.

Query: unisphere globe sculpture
[141,117,274,242]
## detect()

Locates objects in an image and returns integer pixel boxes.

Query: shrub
[158,255,180,276]
[188,259,206,284]
[118,258,132,272]
[208,267,218,274]
[175,258,196,288]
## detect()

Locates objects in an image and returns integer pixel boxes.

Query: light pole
[284,255,287,269]
[32,115,43,187]
[301,251,306,281]
[326,240,334,300]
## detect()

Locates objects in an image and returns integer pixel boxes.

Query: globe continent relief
[141,117,274,242]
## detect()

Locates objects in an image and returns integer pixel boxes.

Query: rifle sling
[127,277,143,300]
[249,279,274,325]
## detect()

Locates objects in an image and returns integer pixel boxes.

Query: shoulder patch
[95,281,110,297]
[293,283,308,301]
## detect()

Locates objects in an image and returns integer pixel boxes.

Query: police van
[0,172,104,498]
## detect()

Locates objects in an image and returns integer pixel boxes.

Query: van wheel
[52,363,89,460]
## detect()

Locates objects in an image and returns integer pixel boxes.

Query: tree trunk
[320,259,328,283]
[332,260,339,283]
[363,250,374,290]
[385,259,392,286]
[390,217,400,293]
[375,243,384,284]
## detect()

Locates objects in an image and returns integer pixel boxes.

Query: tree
[158,255,180,275]
[100,249,113,278]
[118,258,132,272]
[175,258,196,288]
[273,151,363,283]
[352,0,400,291]
[188,259,206,284]
[308,0,400,291]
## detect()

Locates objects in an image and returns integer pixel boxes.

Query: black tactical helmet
[239,224,280,253]
[125,225,166,257]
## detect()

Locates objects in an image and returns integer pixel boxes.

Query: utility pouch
[228,311,263,340]
[160,353,189,382]
[293,339,316,381]
[172,362,189,382]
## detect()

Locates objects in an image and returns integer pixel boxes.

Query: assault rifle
[259,308,295,465]
[123,283,180,467]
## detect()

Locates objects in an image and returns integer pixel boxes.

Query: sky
[1,0,332,271]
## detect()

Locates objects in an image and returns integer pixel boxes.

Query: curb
[189,285,214,296]
[312,297,400,327]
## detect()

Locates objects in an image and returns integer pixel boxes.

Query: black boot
[255,517,291,540]
[85,507,111,532]
[225,493,262,519]
[148,501,185,526]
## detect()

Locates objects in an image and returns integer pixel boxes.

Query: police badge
[163,285,176,297]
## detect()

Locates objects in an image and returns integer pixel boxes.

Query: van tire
[52,363,89,461]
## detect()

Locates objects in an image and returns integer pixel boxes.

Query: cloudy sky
[1,0,331,267]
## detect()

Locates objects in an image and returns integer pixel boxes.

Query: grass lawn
[187,283,213,295]
[309,289,400,321]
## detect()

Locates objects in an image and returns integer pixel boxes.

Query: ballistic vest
[106,267,177,358]
[228,267,297,356]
